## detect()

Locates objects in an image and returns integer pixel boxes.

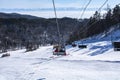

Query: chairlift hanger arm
[52,0,61,45]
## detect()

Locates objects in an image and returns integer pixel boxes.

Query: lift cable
[77,0,108,36]
[80,0,92,19]
[74,0,92,28]
[73,0,92,45]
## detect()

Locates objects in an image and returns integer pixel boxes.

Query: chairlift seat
[78,45,87,48]
[53,45,66,55]
[113,42,120,51]
[72,43,77,47]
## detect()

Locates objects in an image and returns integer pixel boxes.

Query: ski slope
[0,28,120,80]
[0,41,120,80]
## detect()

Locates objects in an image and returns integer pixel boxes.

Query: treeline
[0,17,78,52]
[68,5,120,43]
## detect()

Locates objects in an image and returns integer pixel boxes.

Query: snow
[0,27,120,80]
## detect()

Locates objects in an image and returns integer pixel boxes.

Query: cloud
[1,10,106,19]
[0,7,107,12]
[0,0,118,18]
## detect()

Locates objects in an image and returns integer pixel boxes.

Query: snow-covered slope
[0,27,120,80]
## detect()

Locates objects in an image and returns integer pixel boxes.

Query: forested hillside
[0,15,78,52]
[0,5,120,52]
[68,5,120,43]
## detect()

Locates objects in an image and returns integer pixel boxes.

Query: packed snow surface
[0,40,120,80]
[0,28,120,80]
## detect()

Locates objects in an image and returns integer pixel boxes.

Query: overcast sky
[0,0,119,18]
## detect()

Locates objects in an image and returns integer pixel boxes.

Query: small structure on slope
[113,42,120,51]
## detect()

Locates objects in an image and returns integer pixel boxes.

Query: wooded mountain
[0,13,79,52]
[68,5,120,43]
[0,4,119,52]
[0,12,40,19]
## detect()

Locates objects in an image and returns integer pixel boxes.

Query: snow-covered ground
[0,28,120,80]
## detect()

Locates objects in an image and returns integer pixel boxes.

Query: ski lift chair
[53,45,66,55]
[113,42,120,51]
[78,44,87,48]
[71,43,77,47]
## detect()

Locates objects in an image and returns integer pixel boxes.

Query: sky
[0,0,119,18]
